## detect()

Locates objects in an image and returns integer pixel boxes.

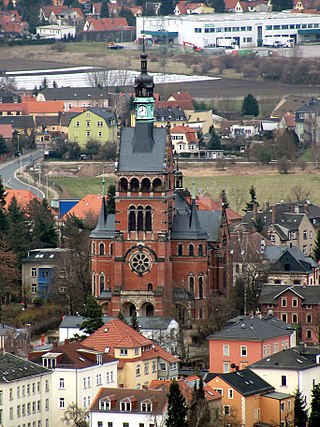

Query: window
[223,345,230,357]
[120,401,131,411]
[98,131,102,137]
[303,230,308,239]
[75,121,80,127]
[223,362,230,373]
[9,388,12,399]
[17,386,20,398]
[306,329,312,340]
[224,405,230,415]
[86,120,90,127]
[97,121,104,127]
[281,313,287,323]
[123,423,129,427]
[59,398,65,409]
[189,275,195,294]
[120,349,128,356]
[86,131,91,137]
[280,402,285,411]
[100,400,111,410]
[292,298,298,307]
[10,407,13,420]
[31,267,37,277]
[108,423,113,427]
[228,389,233,399]
[273,343,279,353]
[32,284,37,293]
[177,244,183,256]
[195,28,202,33]
[22,404,26,416]
[144,363,149,375]
[141,400,152,412]
[83,377,87,388]
[152,361,157,373]
[59,378,64,389]
[254,408,260,420]
[281,375,287,386]
[136,364,141,377]
[159,362,166,371]
[281,298,287,307]
[292,314,298,323]
[240,345,247,357]
[307,314,312,323]
[198,276,204,299]
[188,244,194,256]
[198,244,203,256]
[96,374,102,385]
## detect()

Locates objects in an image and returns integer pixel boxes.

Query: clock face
[137,105,147,117]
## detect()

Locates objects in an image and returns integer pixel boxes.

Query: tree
[159,0,175,15]
[106,184,116,214]
[6,196,31,263]
[80,295,104,335]
[244,185,259,212]
[165,380,188,427]
[313,230,320,263]
[117,310,128,324]
[100,0,109,18]
[220,189,229,208]
[130,309,140,331]
[275,129,299,160]
[309,383,320,427]
[26,199,58,248]
[207,125,221,150]
[188,378,210,427]
[271,0,293,11]
[0,240,19,322]
[242,94,259,117]
[294,389,308,427]
[0,135,7,155]
[63,403,89,427]
[0,76,17,92]
[52,80,58,88]
[0,178,8,237]
[210,0,225,12]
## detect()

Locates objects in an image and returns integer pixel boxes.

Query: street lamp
[17,132,22,170]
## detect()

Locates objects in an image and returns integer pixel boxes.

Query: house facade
[208,316,296,373]
[68,107,117,147]
[170,125,199,154]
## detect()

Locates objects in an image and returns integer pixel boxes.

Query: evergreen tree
[207,125,221,150]
[209,0,225,12]
[80,294,104,335]
[52,80,58,88]
[159,0,175,15]
[242,93,259,117]
[6,196,30,262]
[100,0,109,18]
[188,378,210,427]
[33,86,39,96]
[0,178,8,237]
[220,189,229,208]
[130,310,140,331]
[294,389,308,427]
[309,383,320,427]
[106,184,116,214]
[117,310,128,324]
[165,380,188,427]
[244,185,259,212]
[0,135,7,155]
[7,0,14,10]
[26,199,58,248]
[313,230,320,263]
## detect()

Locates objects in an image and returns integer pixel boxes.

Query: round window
[130,252,151,274]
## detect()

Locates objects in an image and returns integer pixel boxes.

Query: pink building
[208,315,296,373]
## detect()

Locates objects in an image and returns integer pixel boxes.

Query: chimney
[272,206,276,223]
[253,203,258,222]
[52,341,58,348]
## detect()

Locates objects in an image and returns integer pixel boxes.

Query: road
[0,149,45,198]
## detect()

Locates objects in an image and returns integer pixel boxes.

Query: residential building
[0,325,29,356]
[137,12,320,49]
[88,388,168,427]
[0,89,20,103]
[22,100,65,117]
[0,103,24,116]
[80,17,136,42]
[131,105,188,128]
[21,248,69,302]
[206,369,293,427]
[3,189,40,210]
[174,1,214,15]
[259,284,320,344]
[90,50,231,324]
[0,115,34,135]
[230,121,261,139]
[187,110,213,134]
[82,318,180,388]
[270,94,310,119]
[36,24,76,39]
[295,97,320,143]
[37,87,109,111]
[0,352,51,427]
[29,340,118,427]
[170,125,199,154]
[208,315,296,373]
[39,5,68,23]
[249,346,320,409]
[68,107,117,148]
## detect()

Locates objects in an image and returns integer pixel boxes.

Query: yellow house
[187,110,213,134]
[83,318,179,389]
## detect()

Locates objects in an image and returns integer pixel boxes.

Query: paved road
[0,149,45,198]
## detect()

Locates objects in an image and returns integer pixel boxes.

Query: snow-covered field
[6,67,219,90]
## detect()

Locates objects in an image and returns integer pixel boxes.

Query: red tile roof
[283,112,296,128]
[170,92,194,101]
[0,103,24,112]
[22,101,64,115]
[170,125,198,143]
[195,195,242,223]
[41,5,68,18]
[87,17,129,31]
[4,189,40,209]
[60,194,103,221]
[0,124,12,139]
[224,0,238,9]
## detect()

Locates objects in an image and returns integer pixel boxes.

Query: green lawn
[53,173,320,213]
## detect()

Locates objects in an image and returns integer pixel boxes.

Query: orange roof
[4,189,40,209]
[0,103,24,112]
[41,5,68,17]
[196,195,242,223]
[22,101,64,115]
[224,0,238,9]
[170,125,198,143]
[284,112,296,128]
[87,17,129,31]
[155,99,194,111]
[68,106,86,113]
[0,124,12,139]
[61,194,103,221]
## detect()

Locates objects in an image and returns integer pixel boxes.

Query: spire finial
[192,178,195,200]
[102,173,105,197]
[142,34,145,54]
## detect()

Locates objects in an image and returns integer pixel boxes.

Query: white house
[0,352,52,427]
[230,122,260,139]
[170,125,199,154]
[249,346,320,409]
[88,387,168,427]
[29,340,118,427]
[36,24,76,39]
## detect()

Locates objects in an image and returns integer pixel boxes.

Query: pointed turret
[189,179,207,239]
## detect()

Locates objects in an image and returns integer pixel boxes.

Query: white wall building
[36,24,76,39]
[137,13,320,49]
[29,341,118,427]
[0,353,52,427]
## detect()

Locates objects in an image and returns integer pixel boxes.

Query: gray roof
[262,391,293,400]
[70,107,115,126]
[117,123,167,172]
[0,353,50,382]
[154,106,186,121]
[0,115,34,128]
[208,315,294,341]
[59,111,79,126]
[40,87,108,101]
[259,284,320,306]
[172,195,208,240]
[264,245,318,272]
[249,347,318,371]
[22,248,69,263]
[90,196,115,239]
[35,115,60,126]
[217,369,274,396]
[296,98,320,115]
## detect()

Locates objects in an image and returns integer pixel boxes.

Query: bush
[33,297,43,307]
[277,157,291,174]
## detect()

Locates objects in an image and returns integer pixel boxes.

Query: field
[50,162,320,213]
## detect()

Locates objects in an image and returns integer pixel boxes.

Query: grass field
[52,171,320,213]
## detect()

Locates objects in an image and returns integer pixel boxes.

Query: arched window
[177,244,183,256]
[137,206,144,231]
[129,303,136,317]
[99,242,105,255]
[198,244,203,257]
[92,242,96,255]
[153,178,162,192]
[130,178,139,192]
[147,283,153,291]
[99,273,105,293]
[119,177,128,191]
[109,243,113,256]
[128,206,136,232]
[141,178,151,192]
[198,275,204,299]
[189,275,195,294]
[188,244,194,257]
[145,206,152,231]
[145,303,154,317]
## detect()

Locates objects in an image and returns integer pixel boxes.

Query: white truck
[262,36,294,48]
[216,38,239,49]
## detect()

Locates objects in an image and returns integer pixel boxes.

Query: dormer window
[96,354,102,365]
[140,399,152,412]
[42,357,56,368]
[120,400,131,411]
[99,398,111,411]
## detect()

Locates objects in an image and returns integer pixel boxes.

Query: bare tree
[63,403,88,427]
[287,184,312,202]
[303,112,320,168]
[230,186,246,213]
[0,76,17,91]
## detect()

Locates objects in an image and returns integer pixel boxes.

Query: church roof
[90,196,115,239]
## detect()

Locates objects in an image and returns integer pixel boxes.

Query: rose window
[130,252,151,274]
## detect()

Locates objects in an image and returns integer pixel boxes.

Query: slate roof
[117,124,167,173]
[259,284,320,306]
[263,245,318,273]
[0,353,50,382]
[270,95,310,118]
[0,89,20,103]
[22,248,69,263]
[89,196,115,239]
[0,115,34,129]
[35,115,60,127]
[217,369,274,396]
[40,87,108,101]
[70,107,115,125]
[249,347,318,371]
[154,106,186,122]
[207,315,294,341]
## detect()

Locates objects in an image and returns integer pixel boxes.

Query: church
[90,49,231,324]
